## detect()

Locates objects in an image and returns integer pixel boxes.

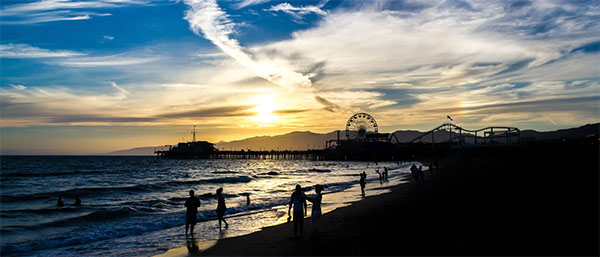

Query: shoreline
[155,167,413,257]
[156,142,599,256]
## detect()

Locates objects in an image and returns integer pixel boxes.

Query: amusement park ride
[326,113,399,149]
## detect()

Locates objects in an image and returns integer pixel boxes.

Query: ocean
[0,156,415,256]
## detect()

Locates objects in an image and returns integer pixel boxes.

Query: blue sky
[1,0,599,154]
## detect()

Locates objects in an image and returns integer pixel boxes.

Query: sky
[0,0,599,154]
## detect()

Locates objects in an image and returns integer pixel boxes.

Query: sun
[249,94,279,125]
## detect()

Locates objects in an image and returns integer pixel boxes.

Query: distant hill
[105,146,167,156]
[215,131,339,151]
[105,123,599,155]
[520,123,599,141]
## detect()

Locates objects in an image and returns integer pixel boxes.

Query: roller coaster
[402,123,520,146]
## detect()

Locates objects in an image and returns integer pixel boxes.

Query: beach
[160,140,599,256]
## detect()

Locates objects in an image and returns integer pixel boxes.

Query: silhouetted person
[307,184,323,238]
[185,190,201,235]
[216,187,229,229]
[419,165,424,181]
[74,196,81,206]
[376,169,383,184]
[383,167,389,181]
[288,184,307,237]
[410,164,419,182]
[57,196,64,207]
[246,194,250,207]
[359,172,367,196]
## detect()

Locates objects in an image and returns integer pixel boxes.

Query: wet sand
[160,141,599,256]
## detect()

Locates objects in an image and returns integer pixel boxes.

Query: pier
[155,114,523,161]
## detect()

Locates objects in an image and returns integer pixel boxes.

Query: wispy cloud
[54,55,159,67]
[109,81,130,100]
[10,84,27,90]
[183,0,313,90]
[235,0,271,9]
[0,44,84,58]
[265,2,327,21]
[0,0,156,24]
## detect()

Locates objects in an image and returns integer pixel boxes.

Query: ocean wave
[0,184,161,203]
[0,170,103,178]
[2,175,254,203]
[211,170,239,174]
[202,175,252,183]
[0,200,287,256]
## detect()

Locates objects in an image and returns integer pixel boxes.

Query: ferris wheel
[345,113,378,140]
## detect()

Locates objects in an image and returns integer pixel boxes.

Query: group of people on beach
[184,187,229,235]
[184,184,325,239]
[57,195,81,207]
[183,163,432,239]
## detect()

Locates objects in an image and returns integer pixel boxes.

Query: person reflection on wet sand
[186,235,199,255]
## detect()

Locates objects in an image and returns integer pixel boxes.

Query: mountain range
[105,123,599,155]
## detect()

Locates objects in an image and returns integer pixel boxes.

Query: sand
[157,141,599,256]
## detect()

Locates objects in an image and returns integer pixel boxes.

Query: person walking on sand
[184,190,201,235]
[410,164,419,182]
[306,184,324,238]
[288,184,307,237]
[419,165,425,181]
[359,171,367,196]
[216,188,229,229]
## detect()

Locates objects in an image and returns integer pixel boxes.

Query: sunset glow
[0,0,598,154]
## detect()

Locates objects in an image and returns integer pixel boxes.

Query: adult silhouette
[184,190,201,235]
[216,188,229,229]
[307,184,324,238]
[288,185,307,237]
[359,172,367,196]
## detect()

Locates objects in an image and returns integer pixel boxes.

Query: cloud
[265,2,327,21]
[314,96,339,112]
[235,0,272,9]
[0,0,157,24]
[109,81,130,99]
[103,35,115,40]
[183,0,313,90]
[54,55,158,67]
[0,44,84,58]
[157,105,255,118]
[10,84,27,90]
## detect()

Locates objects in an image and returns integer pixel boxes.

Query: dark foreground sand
[164,140,599,256]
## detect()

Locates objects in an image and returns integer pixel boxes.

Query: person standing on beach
[216,188,229,229]
[383,167,389,181]
[306,184,324,238]
[288,184,307,237]
[359,172,367,196]
[410,164,419,181]
[57,196,64,207]
[184,190,201,235]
